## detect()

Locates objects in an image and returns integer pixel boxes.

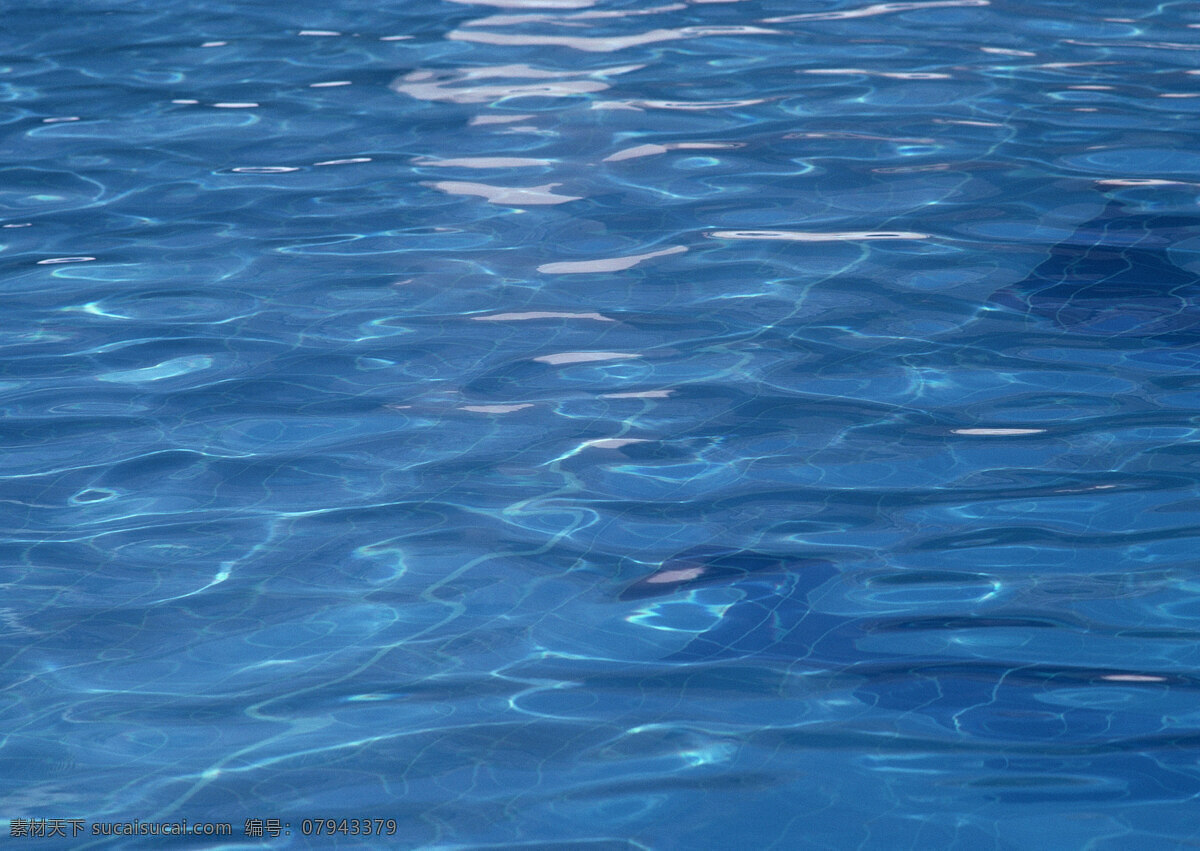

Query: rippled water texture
[4,0,1200,847]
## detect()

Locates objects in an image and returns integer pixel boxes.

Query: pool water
[4,0,1200,847]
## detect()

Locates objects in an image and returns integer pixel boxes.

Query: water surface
[3,0,1200,848]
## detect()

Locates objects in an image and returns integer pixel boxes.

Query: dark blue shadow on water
[619,546,1200,756]
[992,196,1200,344]
[620,546,847,664]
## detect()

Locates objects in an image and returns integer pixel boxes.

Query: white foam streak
[785,131,934,142]
[398,78,607,102]
[934,118,1003,127]
[467,3,684,26]
[449,27,690,51]
[980,46,1036,56]
[473,311,615,321]
[460,404,534,413]
[428,181,581,205]
[591,101,645,111]
[447,0,595,7]
[765,0,988,22]
[1035,62,1118,70]
[533,351,641,364]
[37,256,96,264]
[450,25,777,53]
[603,142,740,162]
[391,63,642,104]
[708,230,930,242]
[538,245,686,273]
[602,390,673,398]
[414,156,552,168]
[802,68,951,79]
[1096,178,1197,187]
[952,428,1046,435]
[594,97,766,110]
[1101,674,1167,682]
[470,114,535,124]
[604,143,669,161]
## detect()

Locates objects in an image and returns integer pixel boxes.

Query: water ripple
[3,0,1200,846]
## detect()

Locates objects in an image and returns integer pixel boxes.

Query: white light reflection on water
[707,230,931,242]
[414,156,553,168]
[602,390,674,399]
[951,428,1048,435]
[532,351,642,365]
[465,3,685,27]
[447,0,596,8]
[449,25,779,53]
[764,0,990,23]
[537,245,686,273]
[427,181,582,205]
[391,63,643,103]
[472,311,615,321]
[603,142,742,162]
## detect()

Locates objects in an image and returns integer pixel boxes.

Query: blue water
[4,0,1200,847]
